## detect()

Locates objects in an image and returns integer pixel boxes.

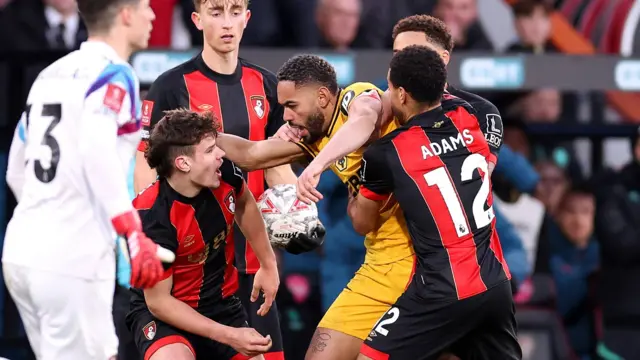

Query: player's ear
[191,12,203,31]
[440,50,451,66]
[399,88,407,105]
[244,10,251,28]
[120,4,134,27]
[175,156,191,173]
[317,87,330,109]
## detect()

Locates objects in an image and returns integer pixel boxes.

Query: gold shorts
[318,255,416,340]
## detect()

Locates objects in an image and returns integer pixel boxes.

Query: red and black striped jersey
[130,159,245,313]
[137,53,284,274]
[359,97,510,301]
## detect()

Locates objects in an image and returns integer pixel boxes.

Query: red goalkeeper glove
[112,210,173,288]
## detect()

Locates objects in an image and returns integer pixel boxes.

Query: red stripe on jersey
[240,66,269,274]
[169,202,206,308]
[132,181,160,210]
[360,344,390,360]
[183,71,223,130]
[392,127,487,300]
[211,182,240,298]
[360,186,390,201]
[448,108,509,277]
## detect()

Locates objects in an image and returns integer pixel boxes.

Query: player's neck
[201,45,239,75]
[166,176,201,198]
[86,35,132,61]
[404,102,442,122]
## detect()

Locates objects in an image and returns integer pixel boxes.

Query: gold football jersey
[297,82,414,264]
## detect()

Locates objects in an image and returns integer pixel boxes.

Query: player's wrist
[112,209,142,237]
[208,323,235,343]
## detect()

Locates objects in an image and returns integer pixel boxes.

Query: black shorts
[237,272,284,358]
[361,280,522,360]
[127,296,250,360]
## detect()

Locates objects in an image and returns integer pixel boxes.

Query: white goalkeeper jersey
[3,41,141,280]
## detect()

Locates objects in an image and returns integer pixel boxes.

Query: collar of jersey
[80,41,124,63]
[194,53,243,85]
[404,105,444,128]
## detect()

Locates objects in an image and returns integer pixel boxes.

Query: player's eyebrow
[282,100,297,107]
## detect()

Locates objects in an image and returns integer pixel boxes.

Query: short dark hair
[276,54,339,95]
[512,0,553,18]
[145,109,220,179]
[558,182,595,212]
[77,0,139,33]
[392,15,454,52]
[193,0,250,12]
[389,45,447,105]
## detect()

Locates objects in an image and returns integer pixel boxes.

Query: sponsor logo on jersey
[340,90,355,114]
[141,100,154,126]
[251,95,265,119]
[224,191,236,214]
[143,321,156,340]
[103,83,126,113]
[335,156,348,172]
[188,243,210,264]
[484,113,502,149]
[197,104,213,111]
[183,234,195,247]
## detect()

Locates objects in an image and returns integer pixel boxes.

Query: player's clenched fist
[112,210,174,288]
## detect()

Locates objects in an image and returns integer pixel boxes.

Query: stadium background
[1,0,640,359]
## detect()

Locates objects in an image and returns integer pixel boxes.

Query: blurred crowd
[1,0,640,359]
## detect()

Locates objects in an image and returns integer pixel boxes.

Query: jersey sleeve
[263,71,285,138]
[6,111,27,200]
[139,208,178,271]
[79,63,139,220]
[359,143,393,201]
[220,159,246,195]
[137,75,177,152]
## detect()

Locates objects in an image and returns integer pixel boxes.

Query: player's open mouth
[221,34,234,43]
[215,169,222,177]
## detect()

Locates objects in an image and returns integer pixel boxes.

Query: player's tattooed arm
[216,133,305,171]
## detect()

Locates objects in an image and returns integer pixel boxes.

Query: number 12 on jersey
[423,153,494,238]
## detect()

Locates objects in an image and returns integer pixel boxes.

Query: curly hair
[145,109,220,179]
[392,15,454,52]
[193,0,249,12]
[276,54,339,95]
[389,45,447,104]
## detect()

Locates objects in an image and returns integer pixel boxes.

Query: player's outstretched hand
[284,221,326,255]
[251,265,279,316]
[297,162,324,204]
[112,210,172,289]
[271,123,301,142]
[227,328,272,357]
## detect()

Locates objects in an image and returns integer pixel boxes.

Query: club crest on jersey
[143,321,156,340]
[224,191,236,214]
[183,234,195,248]
[251,96,265,119]
[335,157,348,172]
[103,83,126,113]
[141,100,154,126]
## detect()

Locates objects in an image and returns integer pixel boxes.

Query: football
[257,184,320,248]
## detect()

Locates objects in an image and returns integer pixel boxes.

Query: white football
[257,184,320,248]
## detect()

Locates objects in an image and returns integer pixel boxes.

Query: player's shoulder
[151,56,198,88]
[446,87,499,115]
[239,58,277,83]
[132,181,162,211]
[343,82,383,97]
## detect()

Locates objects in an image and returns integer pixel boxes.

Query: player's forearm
[218,134,302,171]
[134,150,157,193]
[265,165,297,186]
[235,190,278,269]
[147,295,234,343]
[312,114,376,171]
[347,195,381,235]
[79,116,133,219]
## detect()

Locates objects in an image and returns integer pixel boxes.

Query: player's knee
[148,343,194,360]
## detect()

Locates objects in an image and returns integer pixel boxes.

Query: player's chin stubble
[304,111,325,144]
